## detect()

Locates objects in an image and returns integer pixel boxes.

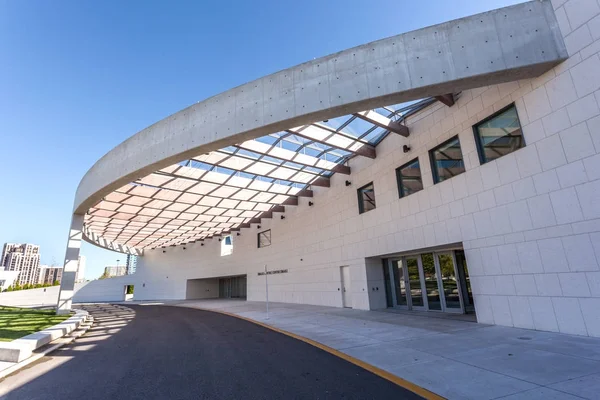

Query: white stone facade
[127,0,600,338]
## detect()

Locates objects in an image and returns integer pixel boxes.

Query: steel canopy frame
[84,99,436,251]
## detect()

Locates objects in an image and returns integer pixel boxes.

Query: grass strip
[0,306,69,342]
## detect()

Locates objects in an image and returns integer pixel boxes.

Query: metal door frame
[433,251,465,313]
[387,259,399,307]
[387,255,428,311]
[386,250,466,314]
[405,255,428,310]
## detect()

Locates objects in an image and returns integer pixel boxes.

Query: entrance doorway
[386,250,473,314]
[340,266,351,308]
[218,275,247,299]
[123,285,134,301]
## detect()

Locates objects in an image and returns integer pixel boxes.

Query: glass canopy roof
[84,98,436,250]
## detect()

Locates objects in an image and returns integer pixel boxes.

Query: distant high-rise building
[125,254,137,275]
[37,265,63,285]
[1,243,41,285]
[76,255,86,282]
[103,265,127,278]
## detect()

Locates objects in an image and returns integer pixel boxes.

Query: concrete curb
[0,309,89,363]
[0,313,93,380]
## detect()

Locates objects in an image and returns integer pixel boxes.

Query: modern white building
[1,243,41,286]
[0,269,19,292]
[56,0,600,338]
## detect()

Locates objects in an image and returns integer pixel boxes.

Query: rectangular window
[474,104,524,164]
[220,235,233,256]
[357,182,376,214]
[396,158,423,198]
[258,229,271,248]
[430,136,465,184]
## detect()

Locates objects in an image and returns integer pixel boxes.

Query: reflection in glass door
[384,250,473,314]
[391,260,407,306]
[405,257,425,308]
[437,253,462,310]
[421,253,442,310]
[455,250,474,313]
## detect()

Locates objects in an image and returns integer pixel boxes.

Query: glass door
[435,252,464,312]
[421,253,442,311]
[454,250,474,313]
[404,256,426,309]
[385,250,471,314]
[390,259,408,307]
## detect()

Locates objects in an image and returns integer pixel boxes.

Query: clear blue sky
[0,0,521,280]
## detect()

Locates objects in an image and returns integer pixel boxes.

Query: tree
[53,280,60,286]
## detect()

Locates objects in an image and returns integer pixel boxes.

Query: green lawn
[0,306,70,342]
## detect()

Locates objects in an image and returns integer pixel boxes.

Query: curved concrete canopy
[76,0,566,253]
[84,99,435,252]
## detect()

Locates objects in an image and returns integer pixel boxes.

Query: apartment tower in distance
[125,254,137,275]
[1,243,41,286]
[37,265,63,285]
[103,265,127,278]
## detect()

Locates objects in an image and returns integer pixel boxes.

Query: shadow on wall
[0,275,136,307]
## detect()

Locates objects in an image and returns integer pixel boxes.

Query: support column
[56,214,84,315]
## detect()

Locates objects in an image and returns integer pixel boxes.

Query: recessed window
[258,229,271,248]
[430,136,465,184]
[396,158,423,198]
[474,104,524,164]
[358,183,376,214]
[220,235,233,256]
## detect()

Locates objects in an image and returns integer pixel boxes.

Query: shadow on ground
[0,304,423,400]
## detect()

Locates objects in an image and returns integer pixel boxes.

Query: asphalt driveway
[0,304,423,400]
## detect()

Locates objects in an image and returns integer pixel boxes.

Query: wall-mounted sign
[258,269,288,276]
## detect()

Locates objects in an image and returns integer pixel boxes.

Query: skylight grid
[84,99,435,251]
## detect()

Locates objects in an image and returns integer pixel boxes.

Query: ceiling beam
[311,177,330,188]
[354,110,409,137]
[296,189,313,198]
[331,164,351,174]
[435,94,455,107]
[261,211,273,219]
[282,197,298,206]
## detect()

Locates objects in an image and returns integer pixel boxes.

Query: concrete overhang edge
[73,0,567,223]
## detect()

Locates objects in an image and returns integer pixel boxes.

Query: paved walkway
[170,299,600,400]
[0,304,423,400]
